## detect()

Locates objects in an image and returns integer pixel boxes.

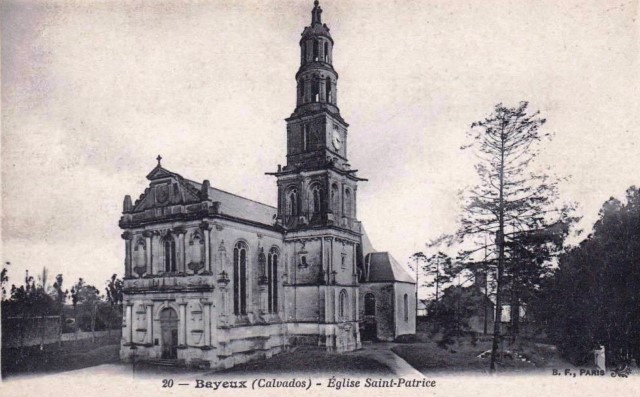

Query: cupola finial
[156,154,162,167]
[312,0,322,25]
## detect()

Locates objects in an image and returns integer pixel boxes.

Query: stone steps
[143,358,185,367]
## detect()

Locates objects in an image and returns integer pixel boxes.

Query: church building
[119,1,415,370]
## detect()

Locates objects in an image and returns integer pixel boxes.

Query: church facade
[119,1,415,370]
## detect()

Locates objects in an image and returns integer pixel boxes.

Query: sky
[2,0,639,294]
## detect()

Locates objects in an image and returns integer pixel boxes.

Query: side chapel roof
[364,252,416,284]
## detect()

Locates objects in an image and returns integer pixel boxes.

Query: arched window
[339,289,348,319]
[364,293,376,316]
[311,76,320,102]
[286,188,298,218]
[268,247,279,313]
[325,77,332,103]
[301,42,307,64]
[233,242,248,315]
[313,39,319,61]
[302,124,309,151]
[324,42,329,62]
[309,184,323,217]
[403,294,409,322]
[164,237,177,273]
[343,188,352,218]
[331,183,340,215]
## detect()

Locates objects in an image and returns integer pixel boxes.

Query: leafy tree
[51,274,68,345]
[71,279,102,342]
[427,285,484,349]
[455,102,576,370]
[104,274,123,334]
[1,262,9,300]
[539,186,640,366]
[105,274,123,306]
[6,269,56,351]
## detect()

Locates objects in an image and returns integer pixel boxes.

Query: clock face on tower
[332,127,342,150]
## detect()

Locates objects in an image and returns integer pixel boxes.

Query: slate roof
[364,252,416,284]
[186,179,277,227]
[360,224,377,257]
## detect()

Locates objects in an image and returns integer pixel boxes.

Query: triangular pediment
[146,166,175,181]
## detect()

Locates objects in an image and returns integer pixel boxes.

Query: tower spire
[312,0,322,25]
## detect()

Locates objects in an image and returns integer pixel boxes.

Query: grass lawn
[392,337,562,374]
[219,346,394,376]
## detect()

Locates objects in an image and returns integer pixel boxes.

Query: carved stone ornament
[156,183,170,204]
[217,271,230,288]
[133,265,146,278]
[121,231,133,240]
[188,261,205,274]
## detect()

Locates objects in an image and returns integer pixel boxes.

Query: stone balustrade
[123,274,215,294]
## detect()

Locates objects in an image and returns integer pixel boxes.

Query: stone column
[306,40,312,62]
[178,302,187,346]
[202,301,212,347]
[329,237,334,278]
[352,243,357,278]
[332,81,338,105]
[145,303,153,345]
[174,226,186,273]
[319,78,326,102]
[143,231,153,275]
[125,303,133,344]
[354,288,359,321]
[200,222,211,273]
[122,232,133,277]
[320,237,325,284]
[318,38,325,62]
[220,286,228,322]
[304,78,311,103]
[180,234,186,273]
[353,188,357,219]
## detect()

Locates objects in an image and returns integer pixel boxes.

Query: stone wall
[358,283,395,341]
[393,282,416,338]
[358,282,416,341]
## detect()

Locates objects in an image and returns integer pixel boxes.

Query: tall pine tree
[456,102,576,370]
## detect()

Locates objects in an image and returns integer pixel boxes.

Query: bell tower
[268,1,363,352]
[286,0,349,172]
[272,0,365,232]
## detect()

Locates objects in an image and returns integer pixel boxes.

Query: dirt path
[353,343,423,377]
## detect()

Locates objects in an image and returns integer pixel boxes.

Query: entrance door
[160,307,178,359]
[361,293,378,341]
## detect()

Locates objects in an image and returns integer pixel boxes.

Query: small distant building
[417,300,429,318]
[358,252,416,341]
